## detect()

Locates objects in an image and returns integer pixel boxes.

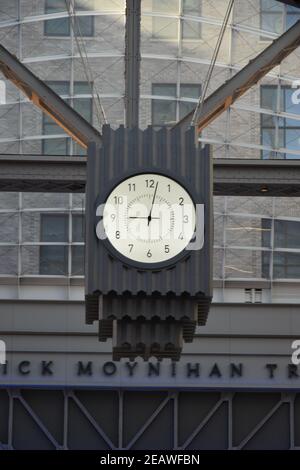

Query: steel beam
[1,155,300,196]
[125,0,141,128]
[0,45,102,149]
[0,155,87,193]
[213,159,300,197]
[174,19,300,134]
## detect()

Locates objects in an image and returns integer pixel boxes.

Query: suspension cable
[191,0,235,127]
[64,0,107,128]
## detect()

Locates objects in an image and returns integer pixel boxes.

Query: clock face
[101,173,196,266]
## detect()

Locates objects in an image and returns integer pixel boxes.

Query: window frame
[42,80,93,156]
[261,217,300,280]
[39,212,85,276]
[44,0,95,38]
[286,4,300,29]
[151,82,201,127]
[273,252,300,279]
[260,0,283,39]
[260,0,300,41]
[39,213,69,275]
[260,84,300,159]
[151,0,202,41]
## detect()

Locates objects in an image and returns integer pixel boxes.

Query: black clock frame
[94,168,200,271]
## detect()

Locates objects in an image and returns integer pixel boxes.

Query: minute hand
[148,182,158,226]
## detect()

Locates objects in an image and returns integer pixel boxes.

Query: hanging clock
[85,125,213,361]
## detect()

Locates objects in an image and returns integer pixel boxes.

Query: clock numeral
[183,215,189,223]
[167,184,171,192]
[111,214,116,221]
[114,196,123,204]
[145,179,155,189]
[178,233,184,240]
[128,183,135,191]
[164,245,170,253]
[147,249,152,258]
[179,197,184,206]
[116,231,120,239]
[128,244,134,252]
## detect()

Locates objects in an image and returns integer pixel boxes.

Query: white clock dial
[101,173,196,265]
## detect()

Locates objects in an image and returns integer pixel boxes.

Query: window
[39,213,84,275]
[261,218,272,278]
[43,82,69,156]
[261,85,300,159]
[274,219,300,279]
[152,83,201,126]
[182,0,202,39]
[179,84,201,119]
[273,252,300,279]
[274,219,300,250]
[44,0,94,37]
[260,0,300,38]
[261,218,300,279]
[152,0,201,40]
[72,213,85,276]
[274,218,300,277]
[260,0,283,35]
[40,214,68,275]
[44,0,69,36]
[43,81,93,155]
[286,4,300,29]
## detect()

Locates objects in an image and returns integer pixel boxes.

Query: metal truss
[0,387,297,450]
[0,45,102,149]
[0,154,300,197]
[174,18,300,134]
[1,2,300,155]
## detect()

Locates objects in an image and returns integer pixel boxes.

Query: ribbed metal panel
[100,293,198,322]
[112,318,183,361]
[86,125,212,297]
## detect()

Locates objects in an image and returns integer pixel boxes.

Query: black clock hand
[148,182,158,225]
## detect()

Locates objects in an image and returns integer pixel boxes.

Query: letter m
[77,361,93,376]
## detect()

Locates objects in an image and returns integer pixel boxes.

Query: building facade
[0,0,299,449]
